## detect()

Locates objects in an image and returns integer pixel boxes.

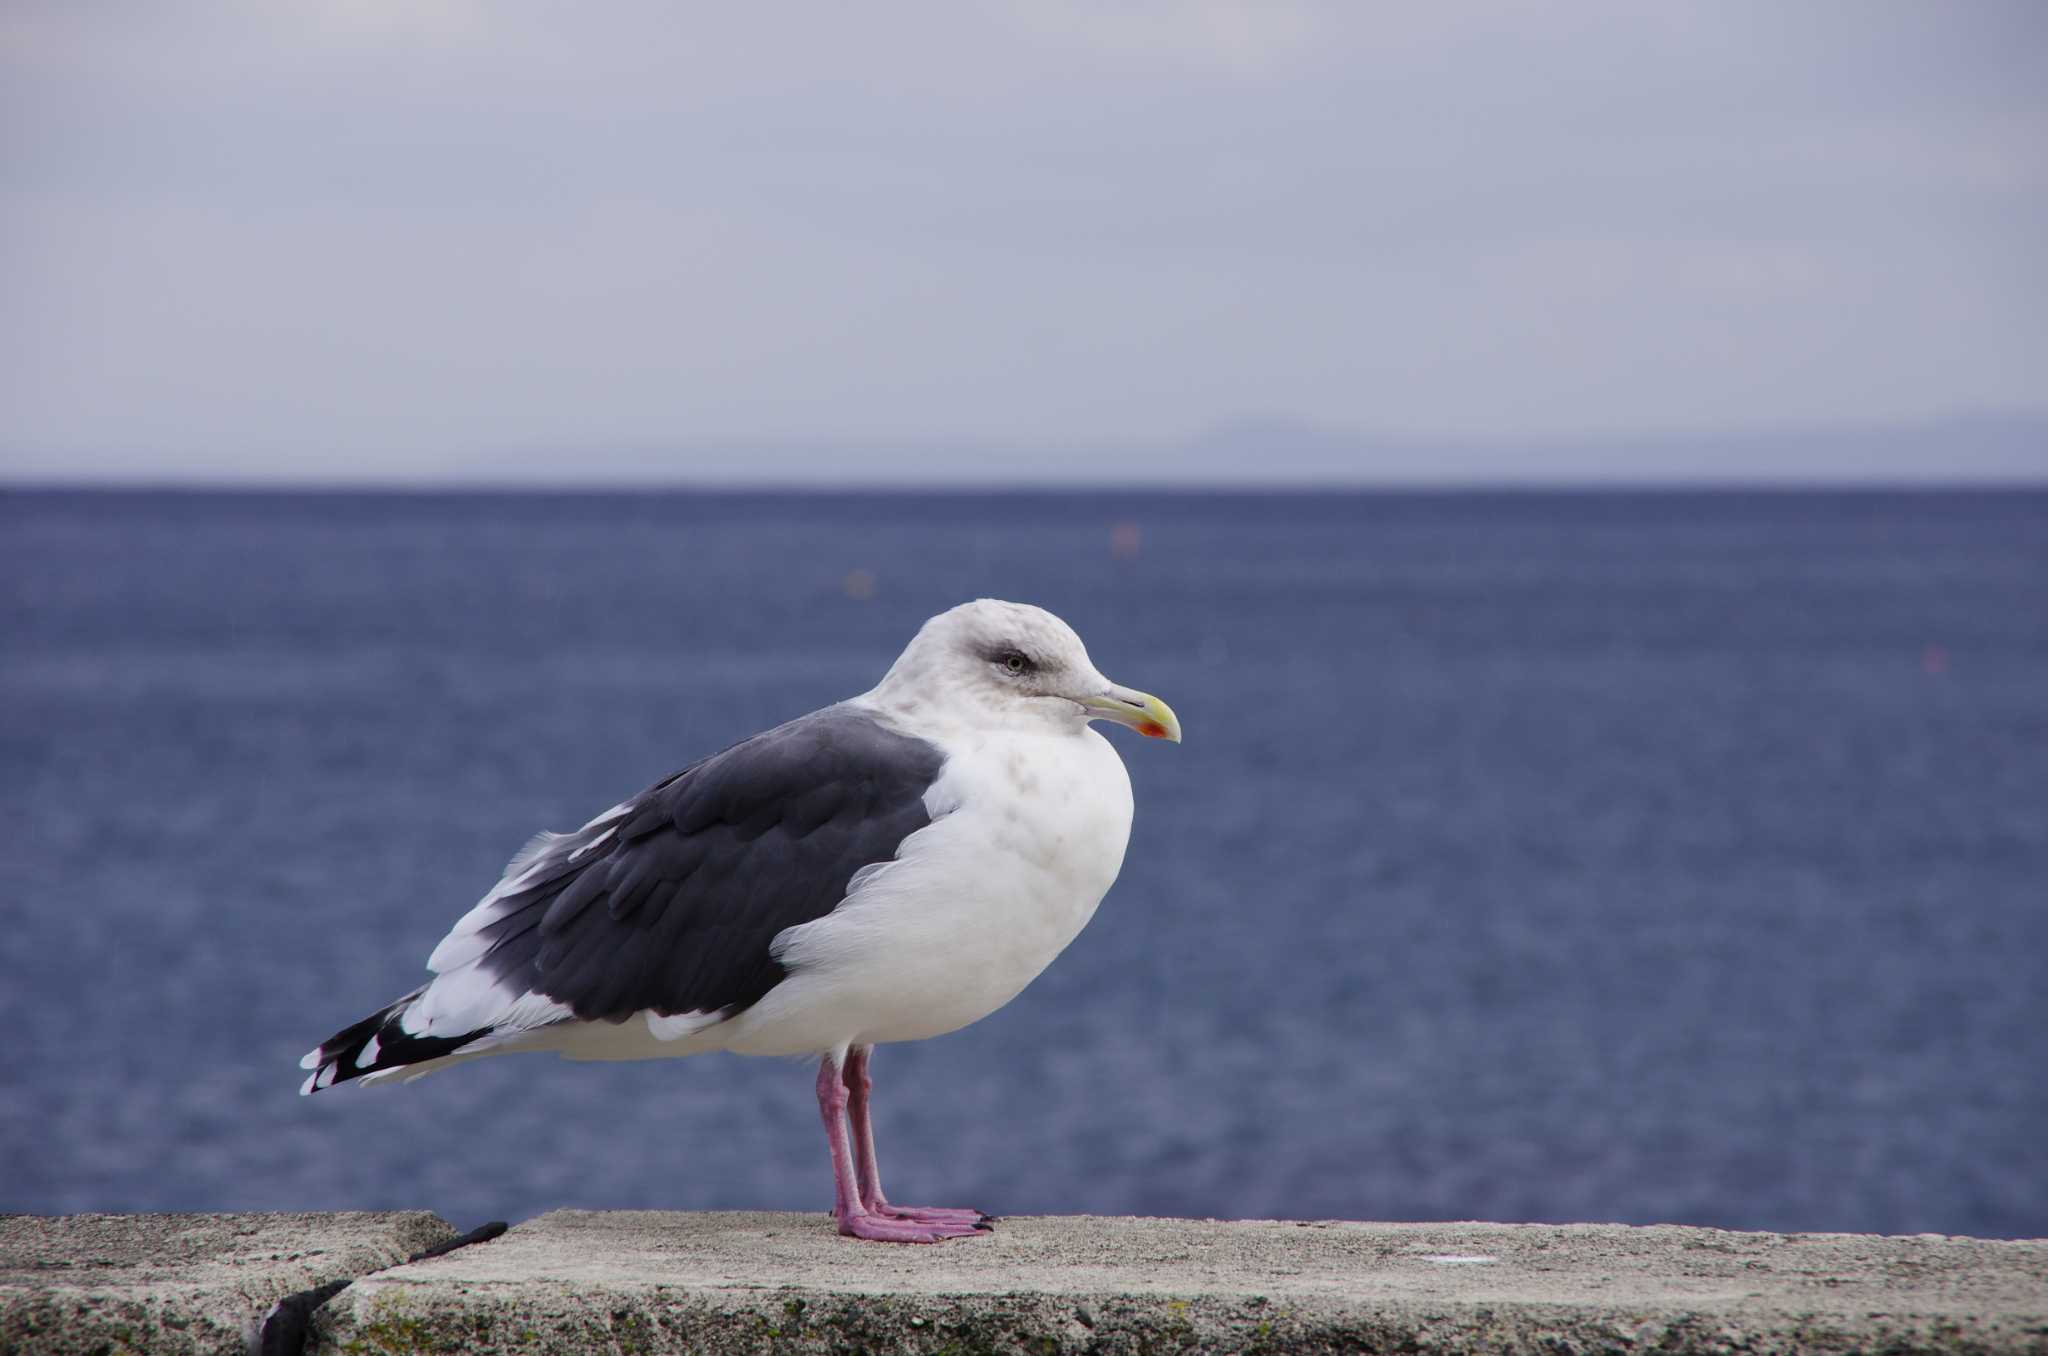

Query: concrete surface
[0,1210,454,1356]
[320,1210,2048,1354]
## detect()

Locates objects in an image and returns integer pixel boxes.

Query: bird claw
[870,1203,991,1228]
[837,1210,992,1243]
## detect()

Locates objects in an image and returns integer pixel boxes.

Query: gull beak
[1079,684,1183,743]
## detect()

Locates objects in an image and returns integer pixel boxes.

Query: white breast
[714,725,1134,1056]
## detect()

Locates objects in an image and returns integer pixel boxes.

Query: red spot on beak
[1137,721,1169,739]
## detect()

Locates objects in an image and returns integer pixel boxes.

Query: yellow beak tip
[1135,700,1183,743]
[1085,687,1181,743]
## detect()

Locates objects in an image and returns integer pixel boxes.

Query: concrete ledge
[0,1210,455,1355]
[318,1211,2048,1355]
[3,1211,2041,1354]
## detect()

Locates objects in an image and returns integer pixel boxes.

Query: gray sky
[3,1,2043,482]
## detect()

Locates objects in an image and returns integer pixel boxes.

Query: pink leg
[843,1046,992,1228]
[816,1054,988,1243]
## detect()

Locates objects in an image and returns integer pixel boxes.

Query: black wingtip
[298,988,491,1094]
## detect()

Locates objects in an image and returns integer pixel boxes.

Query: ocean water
[2,488,2043,1239]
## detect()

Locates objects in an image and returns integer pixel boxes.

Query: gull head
[870,599,1181,742]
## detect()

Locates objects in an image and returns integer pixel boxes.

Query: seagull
[299,599,1180,1243]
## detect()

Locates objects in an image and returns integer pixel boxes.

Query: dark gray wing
[464,704,944,1023]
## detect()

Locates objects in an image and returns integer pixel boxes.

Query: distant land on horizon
[3,410,2043,489]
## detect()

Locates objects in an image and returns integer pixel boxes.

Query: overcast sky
[3,2,2043,482]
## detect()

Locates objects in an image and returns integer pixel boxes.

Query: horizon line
[6,475,2046,496]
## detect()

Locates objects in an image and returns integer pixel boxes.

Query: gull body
[723,721,1133,1055]
[299,599,1179,1242]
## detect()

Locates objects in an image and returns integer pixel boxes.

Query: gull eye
[996,649,1030,676]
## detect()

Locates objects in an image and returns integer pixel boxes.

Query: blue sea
[2,488,2043,1239]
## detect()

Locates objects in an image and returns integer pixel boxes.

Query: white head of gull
[300,598,1180,1243]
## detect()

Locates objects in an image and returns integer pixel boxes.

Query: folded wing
[301,704,945,1091]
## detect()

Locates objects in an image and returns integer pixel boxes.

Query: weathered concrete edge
[259,1221,508,1355]
[8,1212,2046,1356]
[311,1210,2048,1356]
[0,1211,458,1356]
[322,1283,2047,1356]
